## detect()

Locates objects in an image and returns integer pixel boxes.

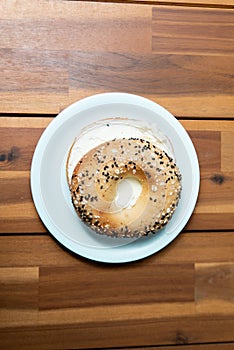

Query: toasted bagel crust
[68,138,181,238]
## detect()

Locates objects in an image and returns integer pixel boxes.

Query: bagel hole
[115,177,142,209]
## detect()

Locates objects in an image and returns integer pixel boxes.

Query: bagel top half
[67,137,182,238]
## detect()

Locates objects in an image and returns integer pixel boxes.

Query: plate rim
[30,92,200,263]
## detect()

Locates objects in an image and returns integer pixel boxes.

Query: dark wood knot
[176,331,189,344]
[7,146,20,162]
[0,147,20,163]
[210,174,224,185]
[0,153,6,162]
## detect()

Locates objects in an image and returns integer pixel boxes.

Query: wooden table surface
[0,0,234,349]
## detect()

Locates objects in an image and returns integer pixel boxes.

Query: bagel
[67,137,182,238]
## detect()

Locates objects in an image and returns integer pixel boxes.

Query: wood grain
[0,127,44,171]
[152,6,234,55]
[186,130,221,171]
[0,49,68,93]
[1,118,233,233]
[0,1,234,349]
[0,2,233,117]
[0,267,38,309]
[0,0,151,20]
[69,52,234,96]
[0,176,31,205]
[0,314,233,350]
[0,3,151,53]
[0,262,233,349]
[39,263,194,310]
[0,231,233,348]
[1,0,234,14]
[222,132,234,172]
[196,263,234,301]
[0,232,233,267]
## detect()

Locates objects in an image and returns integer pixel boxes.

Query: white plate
[31,92,200,263]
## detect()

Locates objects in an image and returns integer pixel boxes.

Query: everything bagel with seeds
[67,137,182,238]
